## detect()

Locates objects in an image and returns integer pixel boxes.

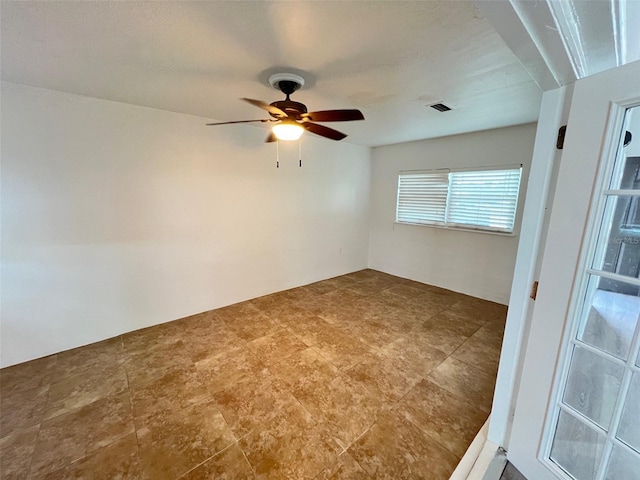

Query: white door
[508,59,640,480]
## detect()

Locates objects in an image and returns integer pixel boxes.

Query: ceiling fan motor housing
[271,99,308,118]
[268,73,308,118]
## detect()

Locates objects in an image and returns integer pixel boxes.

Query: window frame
[395,164,523,235]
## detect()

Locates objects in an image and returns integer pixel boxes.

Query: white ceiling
[0,0,543,147]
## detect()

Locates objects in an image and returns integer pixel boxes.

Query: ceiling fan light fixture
[272,120,304,141]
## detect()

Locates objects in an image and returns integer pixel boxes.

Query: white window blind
[396,166,522,233]
[448,169,522,232]
[396,172,449,225]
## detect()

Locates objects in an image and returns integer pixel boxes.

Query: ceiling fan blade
[303,122,347,141]
[304,109,365,122]
[242,98,287,118]
[206,119,271,126]
[265,132,277,143]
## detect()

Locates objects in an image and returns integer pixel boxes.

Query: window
[396,166,522,233]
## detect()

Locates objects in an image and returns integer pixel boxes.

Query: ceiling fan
[206,73,364,142]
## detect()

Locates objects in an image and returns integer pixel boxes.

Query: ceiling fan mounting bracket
[269,73,305,96]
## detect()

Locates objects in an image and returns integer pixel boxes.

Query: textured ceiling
[0,0,542,147]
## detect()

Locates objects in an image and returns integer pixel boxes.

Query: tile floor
[0,269,507,479]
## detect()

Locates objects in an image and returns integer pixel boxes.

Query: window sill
[393,221,517,237]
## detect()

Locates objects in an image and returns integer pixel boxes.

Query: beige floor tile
[379,285,459,316]
[380,337,448,378]
[37,433,142,480]
[195,346,267,392]
[277,286,320,305]
[321,288,374,308]
[181,444,256,479]
[248,292,291,311]
[342,269,382,282]
[43,365,129,420]
[246,329,308,365]
[348,410,459,480]
[0,425,39,480]
[291,322,374,371]
[53,337,122,381]
[131,367,211,423]
[120,343,193,387]
[0,356,57,400]
[177,314,245,362]
[407,321,472,356]
[317,301,400,349]
[1,385,48,438]
[213,373,298,438]
[428,356,497,414]
[396,378,488,458]
[379,283,431,301]
[305,277,353,295]
[290,294,336,317]
[136,399,236,480]
[281,312,333,343]
[209,300,258,322]
[121,322,183,355]
[315,451,370,479]
[338,318,399,350]
[239,402,342,480]
[448,299,508,324]
[30,392,135,478]
[419,289,463,311]
[369,299,433,330]
[347,351,422,403]
[268,348,340,395]
[373,290,438,319]
[451,335,502,375]
[344,281,391,297]
[294,374,383,449]
[423,309,486,337]
[260,302,320,329]
[224,311,280,341]
[472,321,507,349]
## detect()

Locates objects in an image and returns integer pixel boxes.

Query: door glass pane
[593,195,640,281]
[563,345,624,429]
[617,372,640,453]
[605,444,640,480]
[550,410,606,480]
[608,145,640,190]
[578,275,639,359]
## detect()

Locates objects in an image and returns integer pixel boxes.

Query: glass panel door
[546,106,640,480]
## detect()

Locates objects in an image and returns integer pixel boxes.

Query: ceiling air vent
[429,102,453,112]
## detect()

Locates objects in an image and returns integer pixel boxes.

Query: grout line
[402,412,466,460]
[341,416,380,455]
[237,440,258,478]
[24,404,46,479]
[175,440,239,479]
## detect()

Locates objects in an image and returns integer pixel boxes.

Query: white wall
[369,124,537,304]
[0,82,371,367]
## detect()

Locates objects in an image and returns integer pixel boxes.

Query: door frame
[506,60,640,480]
[487,85,572,449]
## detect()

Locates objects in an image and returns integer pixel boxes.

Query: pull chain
[299,136,302,167]
[276,139,279,168]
